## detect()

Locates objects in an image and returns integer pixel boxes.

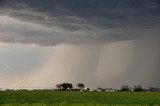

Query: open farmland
[0,90,160,106]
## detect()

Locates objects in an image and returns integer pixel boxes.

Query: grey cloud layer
[0,0,160,45]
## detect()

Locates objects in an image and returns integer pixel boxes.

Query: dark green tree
[77,83,84,89]
[121,85,129,92]
[134,85,142,92]
[61,83,73,91]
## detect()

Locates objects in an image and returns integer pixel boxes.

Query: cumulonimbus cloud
[0,0,160,46]
[0,15,145,46]
[0,0,160,89]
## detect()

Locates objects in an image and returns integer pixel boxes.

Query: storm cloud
[0,0,160,45]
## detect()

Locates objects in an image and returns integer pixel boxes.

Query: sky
[0,0,160,89]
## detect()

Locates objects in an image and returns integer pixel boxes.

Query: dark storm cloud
[0,0,160,45]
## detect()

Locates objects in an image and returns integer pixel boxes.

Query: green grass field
[0,90,160,106]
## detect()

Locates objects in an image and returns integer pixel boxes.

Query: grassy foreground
[0,90,160,106]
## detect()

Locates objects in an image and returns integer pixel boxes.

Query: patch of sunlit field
[0,90,160,106]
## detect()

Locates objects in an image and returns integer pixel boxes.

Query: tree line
[55,83,84,91]
[55,83,159,92]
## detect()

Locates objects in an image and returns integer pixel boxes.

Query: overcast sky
[0,0,160,89]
